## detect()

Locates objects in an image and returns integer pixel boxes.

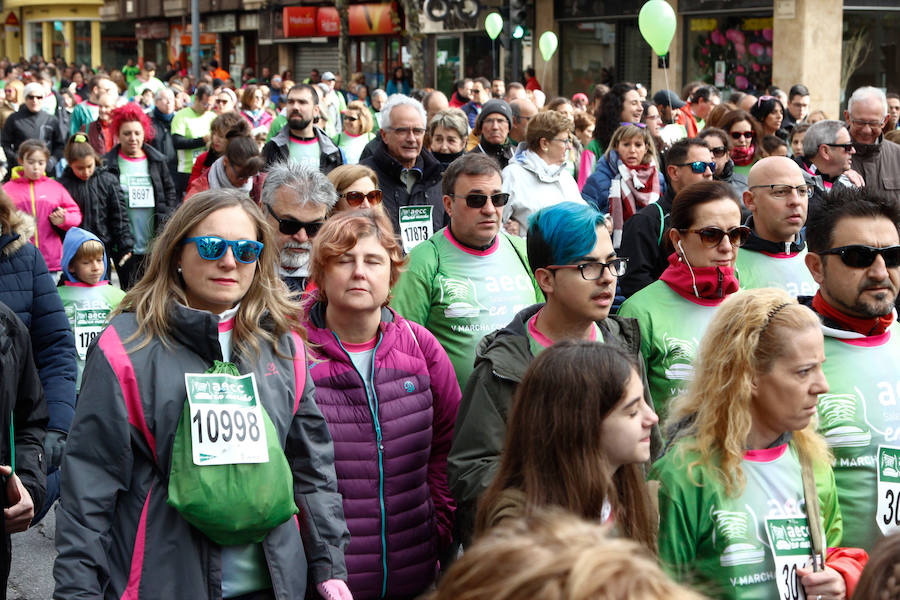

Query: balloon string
[663,54,671,111]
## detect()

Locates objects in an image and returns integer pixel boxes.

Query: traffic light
[510,0,528,33]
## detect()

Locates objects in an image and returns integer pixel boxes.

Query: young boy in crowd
[58,227,125,391]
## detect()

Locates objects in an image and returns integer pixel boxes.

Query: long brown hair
[113,189,305,356]
[475,340,657,551]
[854,532,900,599]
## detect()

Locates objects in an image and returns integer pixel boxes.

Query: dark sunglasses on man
[818,245,900,269]
[672,161,716,174]
[265,204,325,237]
[450,192,510,209]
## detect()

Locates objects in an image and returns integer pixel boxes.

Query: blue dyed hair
[527,202,607,271]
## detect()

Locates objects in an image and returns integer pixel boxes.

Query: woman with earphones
[619,180,747,429]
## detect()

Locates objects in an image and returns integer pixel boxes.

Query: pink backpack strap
[290,330,307,415]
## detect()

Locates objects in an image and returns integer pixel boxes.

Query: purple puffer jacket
[305,302,460,600]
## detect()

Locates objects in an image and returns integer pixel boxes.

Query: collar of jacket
[370,137,442,181]
[274,125,339,156]
[741,215,806,254]
[852,135,884,158]
[516,149,567,183]
[166,301,277,363]
[0,210,34,257]
[478,137,513,158]
[308,296,394,331]
[104,143,167,167]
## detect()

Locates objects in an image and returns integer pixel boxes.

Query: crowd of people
[0,53,900,600]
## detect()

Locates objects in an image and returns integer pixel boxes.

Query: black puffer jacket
[57,166,134,259]
[1,105,65,174]
[103,144,178,234]
[360,138,447,237]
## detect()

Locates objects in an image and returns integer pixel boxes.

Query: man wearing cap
[653,89,689,148]
[319,71,345,138]
[468,99,515,169]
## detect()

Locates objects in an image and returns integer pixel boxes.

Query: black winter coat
[149,109,178,181]
[618,185,675,298]
[0,211,76,434]
[103,144,178,239]
[0,299,48,587]
[57,166,135,258]
[359,138,447,237]
[1,105,64,174]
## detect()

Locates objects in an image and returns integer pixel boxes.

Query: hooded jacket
[60,226,109,283]
[447,303,660,544]
[54,304,350,599]
[304,302,460,599]
[0,211,76,434]
[262,125,343,174]
[3,168,82,271]
[360,138,446,237]
[57,165,134,259]
[103,144,178,239]
[501,149,583,236]
[1,104,65,174]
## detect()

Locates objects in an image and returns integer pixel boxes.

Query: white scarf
[208,156,253,194]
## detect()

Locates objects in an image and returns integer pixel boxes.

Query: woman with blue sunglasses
[55,189,354,600]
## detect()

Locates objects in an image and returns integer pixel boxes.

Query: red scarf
[731,144,756,166]
[811,291,894,336]
[659,253,739,304]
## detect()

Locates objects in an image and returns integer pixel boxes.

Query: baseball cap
[653,89,686,109]
[321,71,336,81]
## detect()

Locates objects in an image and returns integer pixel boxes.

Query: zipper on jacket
[332,332,389,597]
[29,180,38,248]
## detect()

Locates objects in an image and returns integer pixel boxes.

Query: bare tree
[841,29,871,93]
[336,0,350,86]
[398,0,425,89]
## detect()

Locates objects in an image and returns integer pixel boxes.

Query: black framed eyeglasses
[748,184,813,199]
[451,192,510,209]
[823,143,854,152]
[672,161,716,174]
[818,245,900,268]
[679,226,751,248]
[546,258,629,279]
[265,203,325,237]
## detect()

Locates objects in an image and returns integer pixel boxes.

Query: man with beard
[262,83,342,173]
[447,200,659,544]
[846,86,900,197]
[802,186,900,552]
[260,160,337,293]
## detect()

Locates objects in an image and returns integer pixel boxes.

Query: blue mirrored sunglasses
[184,236,263,264]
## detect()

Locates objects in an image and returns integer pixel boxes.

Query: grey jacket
[447,303,662,545]
[54,303,349,599]
[262,125,343,174]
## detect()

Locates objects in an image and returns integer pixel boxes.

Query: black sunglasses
[672,161,716,174]
[709,146,728,158]
[451,192,510,209]
[680,226,751,248]
[265,203,325,237]
[818,245,900,268]
[731,131,754,140]
[823,143,854,152]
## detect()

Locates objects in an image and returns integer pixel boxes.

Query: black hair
[665,137,710,169]
[691,85,720,103]
[806,186,900,253]
[593,82,637,149]
[789,84,810,100]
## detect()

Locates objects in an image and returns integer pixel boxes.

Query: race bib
[399,205,433,254]
[765,516,817,600]
[74,308,107,360]
[877,445,900,534]
[127,174,154,208]
[191,146,205,164]
[185,372,268,466]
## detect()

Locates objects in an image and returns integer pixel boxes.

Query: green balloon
[485,12,503,41]
[538,31,558,62]
[638,0,677,56]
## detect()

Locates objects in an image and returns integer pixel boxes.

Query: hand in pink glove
[317,579,353,600]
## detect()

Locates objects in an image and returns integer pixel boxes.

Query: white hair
[848,86,888,118]
[380,94,426,131]
[23,82,44,100]
[155,87,175,102]
[372,89,387,101]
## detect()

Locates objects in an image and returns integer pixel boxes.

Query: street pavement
[7,507,56,600]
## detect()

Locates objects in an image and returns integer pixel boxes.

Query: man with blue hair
[447,201,660,545]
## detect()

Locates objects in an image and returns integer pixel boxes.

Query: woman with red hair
[104,102,177,288]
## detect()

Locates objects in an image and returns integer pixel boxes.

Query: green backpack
[166,359,299,546]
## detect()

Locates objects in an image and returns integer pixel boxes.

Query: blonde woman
[651,288,864,600]
[333,100,375,164]
[54,189,353,600]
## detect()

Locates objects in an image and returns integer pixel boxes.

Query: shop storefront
[170,24,220,72]
[556,0,651,98]
[205,13,259,82]
[136,22,170,68]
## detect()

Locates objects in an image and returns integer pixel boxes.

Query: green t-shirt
[334,132,374,165]
[618,280,723,425]
[170,106,216,173]
[652,441,842,600]
[122,64,140,84]
[266,114,287,142]
[288,137,321,169]
[118,154,155,254]
[391,227,542,388]
[58,282,125,391]
[735,248,818,297]
[817,321,900,550]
